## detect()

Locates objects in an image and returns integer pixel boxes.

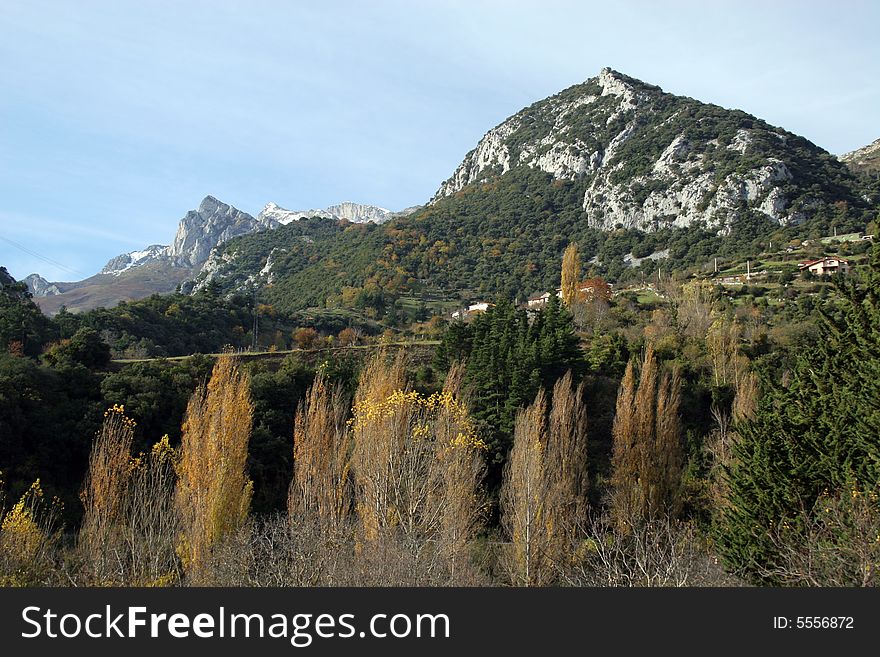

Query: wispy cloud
[0,210,146,247]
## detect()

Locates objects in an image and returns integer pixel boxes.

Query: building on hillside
[527,281,614,309]
[797,257,851,276]
[451,302,493,320]
[527,292,552,308]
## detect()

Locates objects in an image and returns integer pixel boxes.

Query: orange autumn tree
[580,277,612,303]
[610,346,683,530]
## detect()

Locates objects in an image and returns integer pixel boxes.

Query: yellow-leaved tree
[0,476,61,586]
[289,370,352,531]
[560,243,581,307]
[79,404,136,582]
[175,356,254,575]
[349,351,487,582]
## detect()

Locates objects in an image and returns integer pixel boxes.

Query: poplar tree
[560,243,581,308]
[175,356,254,574]
[610,346,683,530]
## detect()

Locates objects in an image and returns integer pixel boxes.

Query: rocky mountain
[26,196,272,314]
[840,138,880,175]
[191,68,870,315]
[23,273,62,296]
[169,196,276,268]
[433,67,864,233]
[258,201,395,225]
[24,195,405,314]
[19,69,872,317]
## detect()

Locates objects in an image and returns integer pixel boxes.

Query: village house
[451,301,493,319]
[526,281,612,309]
[526,292,552,308]
[798,256,851,276]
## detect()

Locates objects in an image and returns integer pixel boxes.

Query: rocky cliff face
[169,196,277,268]
[258,201,394,225]
[433,68,861,233]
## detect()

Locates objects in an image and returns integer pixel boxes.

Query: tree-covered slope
[195,69,874,312]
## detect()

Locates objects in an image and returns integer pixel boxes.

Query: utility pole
[714,257,718,274]
[747,260,751,281]
[252,286,259,351]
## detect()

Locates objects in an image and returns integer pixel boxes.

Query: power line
[0,236,85,278]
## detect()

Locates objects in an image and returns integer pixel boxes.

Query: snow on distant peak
[101,244,170,276]
[259,201,395,225]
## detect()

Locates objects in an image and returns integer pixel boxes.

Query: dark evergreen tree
[715,244,880,584]
[0,273,52,357]
[436,298,583,469]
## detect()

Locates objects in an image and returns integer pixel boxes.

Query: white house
[527,292,552,308]
[451,302,493,319]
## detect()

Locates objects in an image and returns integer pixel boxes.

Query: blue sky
[2,0,878,281]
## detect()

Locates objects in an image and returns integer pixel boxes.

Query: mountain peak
[169,197,272,268]
[198,195,226,213]
[431,69,863,232]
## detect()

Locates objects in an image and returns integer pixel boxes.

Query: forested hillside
[2,240,879,586]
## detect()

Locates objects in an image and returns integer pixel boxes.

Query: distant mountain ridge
[258,201,397,226]
[24,196,403,313]
[24,196,263,313]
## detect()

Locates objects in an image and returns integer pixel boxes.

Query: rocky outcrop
[432,67,857,233]
[100,244,170,276]
[840,137,880,175]
[23,273,62,297]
